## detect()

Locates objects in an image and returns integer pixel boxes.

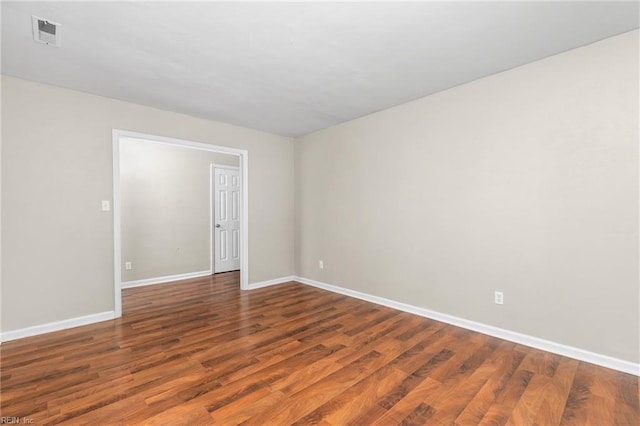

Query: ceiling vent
[32,15,61,47]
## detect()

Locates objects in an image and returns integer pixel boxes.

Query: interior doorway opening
[112,130,249,318]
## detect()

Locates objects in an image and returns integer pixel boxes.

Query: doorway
[212,166,241,273]
[112,130,249,318]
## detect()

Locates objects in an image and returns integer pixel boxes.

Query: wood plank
[0,271,636,424]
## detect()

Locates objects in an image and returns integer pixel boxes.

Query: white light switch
[101,200,110,211]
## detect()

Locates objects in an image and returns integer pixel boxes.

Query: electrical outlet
[101,200,111,211]
[494,291,504,305]
[319,260,324,269]
[125,261,132,270]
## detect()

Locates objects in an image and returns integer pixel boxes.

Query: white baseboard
[121,269,212,289]
[1,311,115,342]
[294,276,639,376]
[247,275,296,290]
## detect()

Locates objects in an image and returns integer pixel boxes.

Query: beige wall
[1,75,294,332]
[295,30,639,363]
[120,139,239,282]
[1,31,637,365]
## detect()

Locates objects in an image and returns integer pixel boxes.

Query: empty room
[1,1,639,425]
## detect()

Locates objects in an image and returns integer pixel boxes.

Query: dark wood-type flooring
[1,272,638,425]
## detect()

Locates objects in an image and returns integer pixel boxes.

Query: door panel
[214,167,241,273]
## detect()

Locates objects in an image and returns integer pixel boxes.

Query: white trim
[121,270,213,289]
[210,164,214,273]
[246,276,295,290]
[114,130,247,156]
[112,129,250,316]
[112,134,122,317]
[240,153,249,290]
[294,276,640,376]
[1,311,115,342]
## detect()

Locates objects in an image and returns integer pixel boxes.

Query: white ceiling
[2,2,638,137]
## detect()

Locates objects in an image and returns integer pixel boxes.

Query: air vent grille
[32,15,61,47]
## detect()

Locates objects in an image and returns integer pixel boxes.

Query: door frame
[112,129,249,318]
[210,164,241,274]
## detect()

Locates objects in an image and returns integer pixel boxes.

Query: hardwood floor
[1,272,638,425]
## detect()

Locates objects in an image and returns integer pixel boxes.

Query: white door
[213,167,241,273]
